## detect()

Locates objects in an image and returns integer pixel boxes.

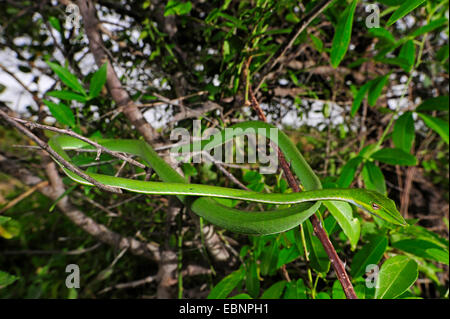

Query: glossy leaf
[391,239,449,265]
[337,156,363,187]
[43,99,76,128]
[371,148,417,166]
[393,112,415,153]
[260,281,287,299]
[164,0,192,16]
[415,96,449,112]
[362,162,387,195]
[368,74,389,107]
[324,201,360,250]
[351,82,371,116]
[316,292,331,299]
[330,0,358,68]
[47,90,87,102]
[283,279,307,299]
[260,240,279,276]
[368,28,396,43]
[332,280,346,299]
[417,113,449,144]
[229,293,252,299]
[386,0,426,26]
[398,40,415,72]
[89,63,107,98]
[276,245,301,269]
[0,271,18,289]
[47,61,86,95]
[351,236,388,278]
[375,256,418,299]
[409,18,448,38]
[245,261,260,298]
[207,268,244,299]
[303,220,330,273]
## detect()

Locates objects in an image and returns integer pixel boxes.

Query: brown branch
[1,243,102,256]
[0,153,160,261]
[247,86,357,299]
[0,181,48,214]
[0,109,122,194]
[76,0,158,143]
[12,117,147,169]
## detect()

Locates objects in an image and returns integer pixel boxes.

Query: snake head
[357,190,407,226]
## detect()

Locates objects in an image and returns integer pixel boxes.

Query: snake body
[48,121,406,235]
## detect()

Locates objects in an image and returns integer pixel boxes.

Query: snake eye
[372,203,381,210]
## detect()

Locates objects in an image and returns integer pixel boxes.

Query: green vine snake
[48,121,406,235]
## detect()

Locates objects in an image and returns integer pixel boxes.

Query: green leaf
[47,90,87,102]
[371,148,417,166]
[316,292,331,299]
[46,61,86,95]
[89,63,107,98]
[0,216,11,225]
[243,170,262,184]
[377,57,414,71]
[368,28,396,43]
[409,18,448,38]
[330,0,358,68]
[260,240,279,276]
[391,239,449,265]
[393,112,415,153]
[324,201,360,250]
[48,16,61,32]
[260,281,287,299]
[332,280,346,299]
[207,268,244,299]
[303,220,330,273]
[417,113,449,144]
[0,218,20,239]
[397,40,415,72]
[375,256,418,299]
[351,82,371,116]
[368,74,389,107]
[350,235,388,278]
[416,96,449,112]
[181,163,198,178]
[276,245,301,269]
[43,100,76,128]
[386,0,426,26]
[310,34,323,53]
[245,261,260,298]
[229,293,252,299]
[377,0,403,5]
[425,249,449,265]
[337,156,363,187]
[0,271,18,289]
[283,279,307,299]
[164,0,192,16]
[362,162,387,195]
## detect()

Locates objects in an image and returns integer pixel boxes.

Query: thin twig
[0,109,122,194]
[12,117,146,169]
[247,83,357,299]
[0,181,49,214]
[0,243,102,256]
[255,0,334,92]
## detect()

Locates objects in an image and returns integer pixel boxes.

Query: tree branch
[0,152,160,261]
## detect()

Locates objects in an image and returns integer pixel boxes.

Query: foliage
[0,0,448,299]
